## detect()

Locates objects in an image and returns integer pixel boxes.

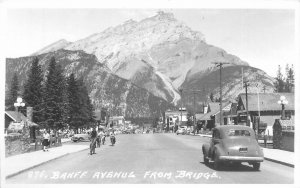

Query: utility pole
[244,80,250,127]
[213,62,230,126]
[193,90,196,134]
[179,88,183,126]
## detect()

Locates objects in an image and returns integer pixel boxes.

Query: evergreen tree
[274,65,285,92]
[67,73,82,131]
[77,78,95,127]
[6,73,19,111]
[43,57,65,130]
[66,75,95,131]
[285,64,294,92]
[23,57,44,124]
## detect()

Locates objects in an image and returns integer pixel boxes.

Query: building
[223,102,238,125]
[5,111,27,132]
[5,110,39,140]
[108,116,125,128]
[196,102,232,129]
[164,108,188,130]
[236,93,294,135]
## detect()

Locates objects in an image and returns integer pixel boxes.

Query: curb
[6,147,88,179]
[264,157,294,168]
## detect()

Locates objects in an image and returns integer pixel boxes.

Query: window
[227,129,251,137]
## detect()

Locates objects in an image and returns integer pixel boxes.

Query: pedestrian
[90,127,97,155]
[96,130,101,148]
[42,130,50,152]
[101,131,106,145]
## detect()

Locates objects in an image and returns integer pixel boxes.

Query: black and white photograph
[0,0,299,187]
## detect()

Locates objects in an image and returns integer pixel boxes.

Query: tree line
[5,57,95,131]
[274,64,294,93]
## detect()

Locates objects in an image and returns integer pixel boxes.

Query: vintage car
[176,127,187,135]
[71,133,91,142]
[202,125,264,170]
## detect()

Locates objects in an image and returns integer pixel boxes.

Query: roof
[239,93,294,111]
[5,111,27,122]
[196,102,232,121]
[208,103,220,114]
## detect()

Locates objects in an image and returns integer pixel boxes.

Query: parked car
[202,125,264,170]
[176,127,187,135]
[71,133,90,142]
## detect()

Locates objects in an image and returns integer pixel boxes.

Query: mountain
[180,65,275,112]
[6,50,174,118]
[31,11,275,108]
[31,39,72,56]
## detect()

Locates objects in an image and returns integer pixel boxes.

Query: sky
[3,8,297,77]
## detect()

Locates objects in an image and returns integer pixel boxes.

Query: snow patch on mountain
[147,53,181,104]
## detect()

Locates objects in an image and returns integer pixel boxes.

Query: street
[6,133,294,184]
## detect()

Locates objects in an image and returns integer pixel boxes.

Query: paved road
[6,133,294,184]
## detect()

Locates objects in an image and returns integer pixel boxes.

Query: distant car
[202,125,264,171]
[176,127,186,135]
[71,133,90,142]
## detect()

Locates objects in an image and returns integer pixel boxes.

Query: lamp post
[277,96,288,120]
[14,97,25,122]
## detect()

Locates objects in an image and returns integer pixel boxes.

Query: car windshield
[227,129,251,136]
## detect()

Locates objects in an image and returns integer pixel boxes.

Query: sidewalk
[5,142,88,178]
[262,147,294,167]
[195,134,294,167]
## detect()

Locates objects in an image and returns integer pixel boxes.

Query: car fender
[202,144,210,157]
[212,144,225,161]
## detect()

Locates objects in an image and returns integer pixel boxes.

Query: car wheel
[203,155,209,165]
[213,155,220,170]
[79,138,83,142]
[253,162,260,171]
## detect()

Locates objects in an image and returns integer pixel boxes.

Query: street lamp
[277,96,288,120]
[14,97,25,122]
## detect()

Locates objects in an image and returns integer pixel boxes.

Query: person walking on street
[90,128,97,155]
[110,131,116,146]
[42,130,50,152]
[96,130,101,148]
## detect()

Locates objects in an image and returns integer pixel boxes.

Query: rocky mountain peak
[32,39,72,56]
[154,11,176,21]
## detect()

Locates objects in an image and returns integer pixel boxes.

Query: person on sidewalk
[42,130,50,152]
